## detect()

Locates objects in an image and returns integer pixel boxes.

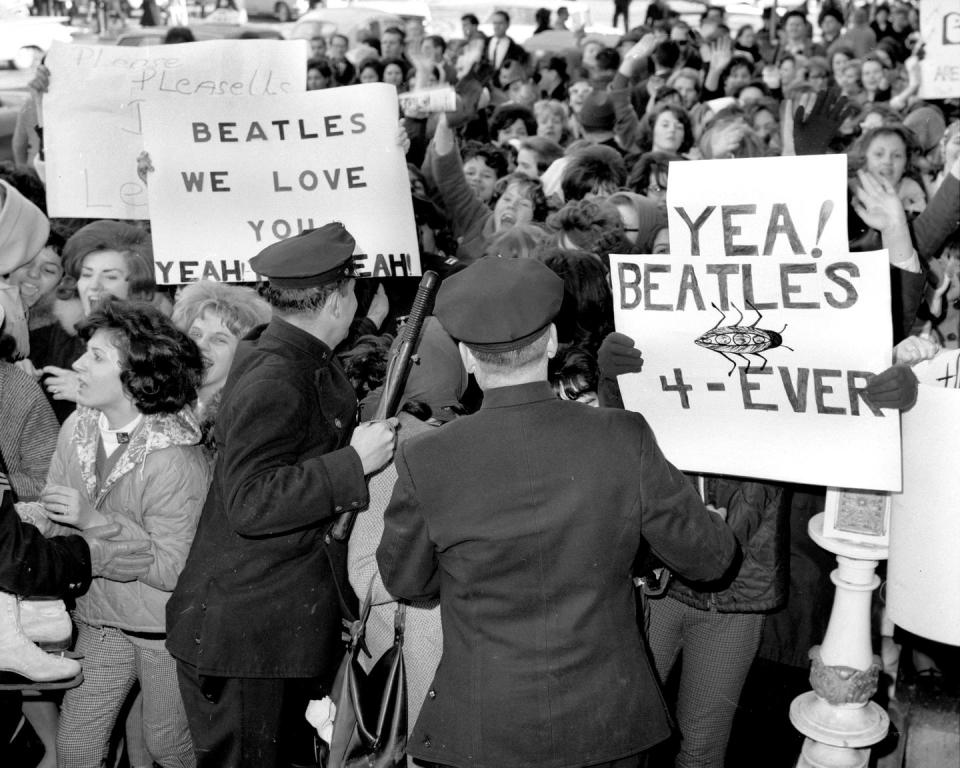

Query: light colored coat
[348,412,442,734]
[22,406,208,633]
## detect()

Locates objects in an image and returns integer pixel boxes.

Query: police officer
[377,257,740,768]
[167,223,397,767]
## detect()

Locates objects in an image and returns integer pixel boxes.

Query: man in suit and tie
[486,11,528,75]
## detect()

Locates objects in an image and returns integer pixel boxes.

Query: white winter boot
[19,598,72,651]
[0,591,80,682]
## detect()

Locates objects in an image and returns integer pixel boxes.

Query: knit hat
[903,105,947,154]
[0,179,49,276]
[578,91,615,132]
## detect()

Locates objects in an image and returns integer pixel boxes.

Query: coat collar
[480,381,555,410]
[259,317,333,365]
[73,406,202,506]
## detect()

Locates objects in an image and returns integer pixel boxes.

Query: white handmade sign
[141,84,419,284]
[43,39,306,219]
[887,349,960,644]
[919,0,960,99]
[610,155,901,490]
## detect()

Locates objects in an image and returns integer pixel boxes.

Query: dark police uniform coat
[377,381,739,768]
[166,318,368,679]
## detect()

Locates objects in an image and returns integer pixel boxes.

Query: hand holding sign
[613,155,900,490]
[894,330,940,366]
[598,332,644,380]
[864,365,919,411]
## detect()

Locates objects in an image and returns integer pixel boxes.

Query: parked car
[670,0,783,33]
[288,7,417,45]
[115,22,285,46]
[423,0,619,45]
[200,0,309,23]
[0,16,75,69]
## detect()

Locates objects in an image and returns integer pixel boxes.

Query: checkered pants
[647,596,764,768]
[57,622,194,768]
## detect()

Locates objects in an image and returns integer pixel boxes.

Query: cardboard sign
[610,155,901,490]
[43,39,306,219]
[141,84,419,284]
[919,0,960,99]
[887,349,960,644]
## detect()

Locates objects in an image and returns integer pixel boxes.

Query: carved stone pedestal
[790,513,890,768]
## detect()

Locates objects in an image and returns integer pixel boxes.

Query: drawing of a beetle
[695,300,792,376]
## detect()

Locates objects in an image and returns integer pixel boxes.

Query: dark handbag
[326,584,408,768]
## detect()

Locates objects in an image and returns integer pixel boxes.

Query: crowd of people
[2,1,959,767]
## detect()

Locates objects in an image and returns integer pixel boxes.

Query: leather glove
[864,364,919,412]
[598,332,644,380]
[793,87,856,156]
[82,523,154,582]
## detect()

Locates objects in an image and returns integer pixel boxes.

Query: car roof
[289,7,416,42]
[115,23,283,46]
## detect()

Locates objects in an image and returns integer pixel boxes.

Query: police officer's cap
[435,257,563,352]
[250,222,356,288]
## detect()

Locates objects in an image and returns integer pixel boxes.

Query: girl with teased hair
[171,280,271,447]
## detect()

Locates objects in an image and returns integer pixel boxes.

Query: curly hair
[532,100,571,145]
[626,150,682,196]
[518,136,565,175]
[560,145,627,201]
[0,164,48,214]
[58,221,155,303]
[485,223,551,259]
[460,141,509,178]
[493,173,550,222]
[550,345,599,402]
[848,125,921,181]
[546,199,626,267]
[381,57,411,82]
[357,57,384,81]
[718,55,756,95]
[78,298,202,414]
[338,332,393,400]
[535,247,613,354]
[171,280,271,339]
[490,104,538,139]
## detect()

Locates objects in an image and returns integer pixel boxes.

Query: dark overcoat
[1,488,91,599]
[377,381,739,768]
[166,318,368,679]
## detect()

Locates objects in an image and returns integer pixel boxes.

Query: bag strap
[393,602,406,645]
[322,537,358,625]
